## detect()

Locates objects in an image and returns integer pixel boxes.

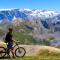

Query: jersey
[5,32,13,43]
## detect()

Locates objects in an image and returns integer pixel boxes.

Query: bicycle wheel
[15,47,26,57]
[0,47,6,57]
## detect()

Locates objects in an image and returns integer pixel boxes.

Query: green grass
[2,56,60,60]
[12,25,35,45]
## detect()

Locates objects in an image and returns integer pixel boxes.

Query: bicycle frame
[14,42,20,48]
[5,42,20,52]
[0,42,19,54]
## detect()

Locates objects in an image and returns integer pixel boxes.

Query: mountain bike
[0,41,26,58]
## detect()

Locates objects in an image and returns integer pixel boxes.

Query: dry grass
[36,48,60,56]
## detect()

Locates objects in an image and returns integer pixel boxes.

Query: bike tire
[0,47,6,57]
[15,47,26,57]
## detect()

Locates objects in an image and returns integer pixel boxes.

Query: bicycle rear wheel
[0,47,6,57]
[15,47,26,57]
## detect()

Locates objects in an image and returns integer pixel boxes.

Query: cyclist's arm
[12,37,16,42]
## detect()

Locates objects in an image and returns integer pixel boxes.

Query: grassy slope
[12,24,52,45]
[13,24,35,44]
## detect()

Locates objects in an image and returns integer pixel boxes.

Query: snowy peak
[0,8,59,23]
[19,8,59,17]
[30,10,59,18]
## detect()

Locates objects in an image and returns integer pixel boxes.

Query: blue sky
[0,0,60,11]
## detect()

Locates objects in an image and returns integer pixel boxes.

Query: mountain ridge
[0,8,59,21]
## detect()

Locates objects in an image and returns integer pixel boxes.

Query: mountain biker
[5,28,15,58]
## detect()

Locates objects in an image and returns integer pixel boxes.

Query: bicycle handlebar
[15,41,20,45]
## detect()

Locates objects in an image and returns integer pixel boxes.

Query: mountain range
[0,8,60,30]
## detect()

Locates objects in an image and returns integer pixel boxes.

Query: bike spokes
[15,47,26,57]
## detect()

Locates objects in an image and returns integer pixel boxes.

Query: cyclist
[5,28,15,58]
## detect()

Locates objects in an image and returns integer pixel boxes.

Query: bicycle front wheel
[15,47,26,57]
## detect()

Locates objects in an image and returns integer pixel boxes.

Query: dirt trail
[19,45,60,56]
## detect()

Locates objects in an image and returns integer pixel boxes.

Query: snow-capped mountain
[0,8,60,30]
[0,8,59,21]
[0,9,27,21]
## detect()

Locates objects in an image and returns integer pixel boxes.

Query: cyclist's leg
[11,48,15,58]
[7,43,10,57]
[9,42,15,58]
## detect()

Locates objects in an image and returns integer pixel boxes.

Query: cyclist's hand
[12,37,16,42]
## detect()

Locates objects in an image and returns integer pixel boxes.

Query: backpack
[5,33,9,43]
[2,33,7,43]
[5,32,13,43]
